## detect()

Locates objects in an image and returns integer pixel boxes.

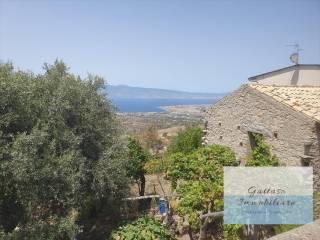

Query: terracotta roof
[249,84,320,122]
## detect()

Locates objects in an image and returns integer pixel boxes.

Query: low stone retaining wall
[267,219,320,240]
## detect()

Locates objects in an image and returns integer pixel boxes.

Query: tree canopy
[126,137,149,196]
[0,61,129,238]
[168,126,204,154]
[168,145,239,231]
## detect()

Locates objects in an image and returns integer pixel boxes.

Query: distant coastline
[111,98,218,113]
[159,104,210,116]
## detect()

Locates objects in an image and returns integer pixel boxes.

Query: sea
[110,98,219,112]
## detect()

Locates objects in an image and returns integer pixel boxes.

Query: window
[248,132,262,150]
[301,144,313,166]
[301,159,310,167]
[304,144,312,156]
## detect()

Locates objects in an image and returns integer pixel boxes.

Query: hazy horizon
[107,83,227,94]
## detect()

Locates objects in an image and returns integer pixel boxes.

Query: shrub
[110,217,174,240]
[223,224,242,240]
[246,133,280,166]
[168,127,203,154]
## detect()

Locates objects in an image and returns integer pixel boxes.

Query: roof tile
[249,84,320,122]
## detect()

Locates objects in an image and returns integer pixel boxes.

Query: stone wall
[204,84,320,190]
[267,219,320,240]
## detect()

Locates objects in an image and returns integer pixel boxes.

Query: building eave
[248,64,320,81]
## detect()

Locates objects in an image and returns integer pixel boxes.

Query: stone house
[204,65,320,189]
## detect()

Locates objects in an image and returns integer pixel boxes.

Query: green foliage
[167,145,239,230]
[245,134,291,237]
[0,215,80,240]
[0,61,129,237]
[144,158,162,174]
[127,138,149,180]
[168,145,238,188]
[110,217,174,240]
[246,133,280,166]
[126,138,149,196]
[144,155,171,175]
[168,127,203,154]
[223,224,242,240]
[144,127,204,175]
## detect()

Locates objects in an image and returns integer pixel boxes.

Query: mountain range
[105,84,225,99]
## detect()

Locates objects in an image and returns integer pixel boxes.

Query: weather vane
[286,44,303,65]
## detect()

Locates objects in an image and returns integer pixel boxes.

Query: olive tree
[0,60,129,238]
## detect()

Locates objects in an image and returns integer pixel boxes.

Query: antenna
[286,44,303,65]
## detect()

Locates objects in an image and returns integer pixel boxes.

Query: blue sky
[0,0,319,92]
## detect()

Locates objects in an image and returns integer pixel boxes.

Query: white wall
[254,69,320,86]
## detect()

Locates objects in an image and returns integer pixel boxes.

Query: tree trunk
[139,174,145,196]
[199,211,224,240]
[199,217,209,240]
